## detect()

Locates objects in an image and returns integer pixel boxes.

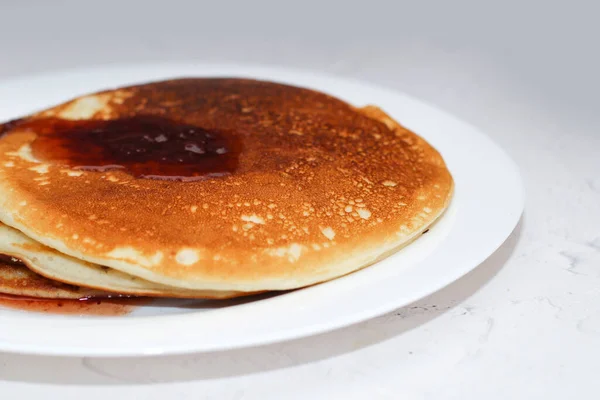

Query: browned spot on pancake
[0,254,24,266]
[11,242,47,253]
[0,118,24,138]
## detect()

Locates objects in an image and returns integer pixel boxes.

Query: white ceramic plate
[0,64,524,356]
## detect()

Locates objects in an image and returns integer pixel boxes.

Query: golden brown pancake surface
[0,78,453,291]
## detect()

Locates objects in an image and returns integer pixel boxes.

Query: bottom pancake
[0,223,258,299]
[0,255,107,299]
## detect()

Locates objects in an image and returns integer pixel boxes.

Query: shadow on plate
[0,218,523,385]
[145,290,290,311]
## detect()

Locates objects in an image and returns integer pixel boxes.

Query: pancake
[0,78,453,291]
[0,254,106,299]
[0,223,253,299]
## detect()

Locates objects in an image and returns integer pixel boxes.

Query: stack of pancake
[0,78,453,300]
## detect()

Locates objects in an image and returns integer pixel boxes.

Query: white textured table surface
[1,1,599,399]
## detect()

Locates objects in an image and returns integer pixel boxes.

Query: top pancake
[0,78,453,291]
